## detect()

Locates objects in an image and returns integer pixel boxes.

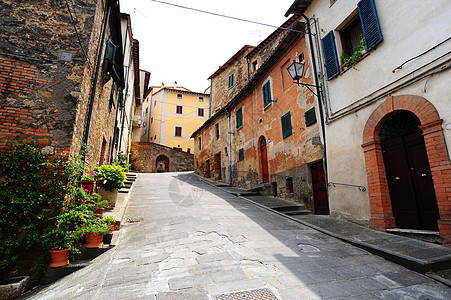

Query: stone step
[43,261,91,284]
[248,183,272,196]
[272,205,311,216]
[386,228,442,244]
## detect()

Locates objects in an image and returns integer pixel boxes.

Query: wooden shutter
[238,148,244,161]
[305,107,317,127]
[358,0,383,51]
[321,31,340,80]
[175,126,182,136]
[281,112,292,139]
[236,107,243,129]
[263,81,271,107]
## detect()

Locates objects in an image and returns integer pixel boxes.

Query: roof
[132,39,140,105]
[152,86,210,98]
[246,15,301,60]
[284,0,313,17]
[208,45,255,80]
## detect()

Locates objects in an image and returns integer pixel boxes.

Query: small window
[155,135,157,139]
[305,107,317,127]
[198,108,204,117]
[228,73,235,88]
[238,148,244,161]
[151,117,153,123]
[215,123,219,139]
[286,177,294,194]
[263,81,272,108]
[177,94,182,99]
[236,107,243,129]
[145,107,149,116]
[252,61,258,71]
[176,105,183,114]
[281,112,292,139]
[198,137,202,150]
[154,100,156,106]
[199,97,204,102]
[187,148,191,153]
[175,126,182,137]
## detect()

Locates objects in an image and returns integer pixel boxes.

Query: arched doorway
[155,155,169,172]
[380,111,439,230]
[259,136,269,182]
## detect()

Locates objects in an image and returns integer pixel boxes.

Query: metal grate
[211,288,278,300]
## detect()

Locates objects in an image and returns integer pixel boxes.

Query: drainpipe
[83,3,112,149]
[226,110,233,186]
[300,13,328,184]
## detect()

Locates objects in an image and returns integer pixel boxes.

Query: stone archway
[153,153,172,173]
[362,95,451,246]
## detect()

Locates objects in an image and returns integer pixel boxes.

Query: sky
[119,0,296,93]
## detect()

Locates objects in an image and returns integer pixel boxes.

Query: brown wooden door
[259,137,269,182]
[382,129,439,230]
[311,161,329,215]
[214,153,222,180]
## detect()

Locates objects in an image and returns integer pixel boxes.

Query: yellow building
[148,83,210,153]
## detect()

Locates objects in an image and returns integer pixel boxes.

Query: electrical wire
[148,0,303,34]
[64,0,92,68]
[392,36,451,73]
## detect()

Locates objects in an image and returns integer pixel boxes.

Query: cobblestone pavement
[26,172,451,299]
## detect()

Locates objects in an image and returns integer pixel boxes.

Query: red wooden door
[259,137,269,182]
[382,129,439,230]
[311,161,329,215]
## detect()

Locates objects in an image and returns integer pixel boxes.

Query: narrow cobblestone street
[26,172,451,299]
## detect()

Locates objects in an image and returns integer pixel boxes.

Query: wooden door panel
[311,161,329,215]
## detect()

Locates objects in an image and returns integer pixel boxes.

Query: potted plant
[93,164,126,207]
[81,172,96,192]
[83,218,113,248]
[90,193,108,216]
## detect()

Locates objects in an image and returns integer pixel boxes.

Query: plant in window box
[93,164,126,208]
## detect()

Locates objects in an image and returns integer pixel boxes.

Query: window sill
[236,125,243,131]
[263,103,272,111]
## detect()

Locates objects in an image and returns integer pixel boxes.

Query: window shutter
[305,107,317,127]
[281,112,292,139]
[236,107,243,129]
[321,31,340,80]
[263,81,271,107]
[105,40,116,62]
[238,148,244,161]
[358,0,383,51]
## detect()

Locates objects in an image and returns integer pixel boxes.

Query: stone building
[0,0,137,171]
[192,15,328,213]
[286,0,451,245]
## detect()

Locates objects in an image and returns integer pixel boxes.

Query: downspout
[226,110,233,186]
[83,3,111,149]
[300,13,328,183]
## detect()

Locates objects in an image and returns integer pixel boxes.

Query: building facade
[148,84,210,154]
[286,0,451,244]
[193,16,328,212]
[0,0,138,171]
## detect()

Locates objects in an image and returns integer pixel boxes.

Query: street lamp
[137,119,142,127]
[286,60,320,96]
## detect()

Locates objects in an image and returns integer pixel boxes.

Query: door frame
[362,95,451,245]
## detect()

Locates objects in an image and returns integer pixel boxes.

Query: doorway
[259,136,269,182]
[381,111,439,230]
[311,161,329,215]
[155,155,169,172]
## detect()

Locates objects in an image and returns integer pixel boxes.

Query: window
[215,123,219,139]
[151,117,153,123]
[236,107,243,129]
[252,61,258,71]
[187,148,191,153]
[175,126,182,137]
[238,148,244,161]
[281,112,292,139]
[176,105,183,114]
[145,107,148,116]
[154,100,156,106]
[262,80,272,108]
[321,0,382,80]
[198,108,204,117]
[198,137,202,150]
[305,107,317,127]
[228,73,234,88]
[177,94,182,99]
[102,40,116,77]
[199,97,204,102]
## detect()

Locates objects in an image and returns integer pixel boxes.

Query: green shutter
[281,112,292,139]
[305,107,317,127]
[238,148,244,161]
[236,107,243,129]
[263,81,271,107]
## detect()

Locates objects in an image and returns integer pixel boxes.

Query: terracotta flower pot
[81,179,95,192]
[49,249,70,267]
[95,208,104,216]
[85,233,104,248]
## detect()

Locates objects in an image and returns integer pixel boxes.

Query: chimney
[174,81,177,89]
[161,82,164,88]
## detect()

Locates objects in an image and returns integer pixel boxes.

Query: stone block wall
[130,142,194,173]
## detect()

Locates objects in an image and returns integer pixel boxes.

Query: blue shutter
[358,0,383,51]
[321,31,340,80]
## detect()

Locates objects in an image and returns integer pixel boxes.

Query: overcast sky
[119,0,296,93]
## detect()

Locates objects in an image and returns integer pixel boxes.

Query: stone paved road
[26,172,451,299]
